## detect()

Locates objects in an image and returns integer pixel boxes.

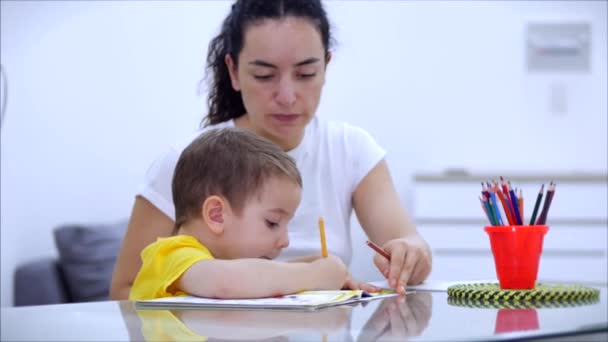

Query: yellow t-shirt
[137,310,207,341]
[129,235,214,301]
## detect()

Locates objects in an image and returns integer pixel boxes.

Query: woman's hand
[373,234,432,294]
[341,273,383,293]
[351,160,433,295]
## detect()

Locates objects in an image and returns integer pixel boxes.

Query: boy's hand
[342,274,382,293]
[311,255,348,290]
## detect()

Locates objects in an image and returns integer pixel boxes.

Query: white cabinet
[413,172,608,284]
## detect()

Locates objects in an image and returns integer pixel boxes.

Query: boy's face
[222,176,302,259]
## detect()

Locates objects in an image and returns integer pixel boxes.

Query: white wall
[1,1,606,307]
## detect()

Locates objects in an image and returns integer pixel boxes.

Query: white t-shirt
[138,116,386,265]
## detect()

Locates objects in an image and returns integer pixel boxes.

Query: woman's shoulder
[312,117,377,145]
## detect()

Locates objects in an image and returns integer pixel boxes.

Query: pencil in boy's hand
[366,240,391,260]
[318,217,328,258]
[529,184,544,225]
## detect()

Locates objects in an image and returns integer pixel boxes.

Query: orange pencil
[366,240,391,260]
[318,217,328,258]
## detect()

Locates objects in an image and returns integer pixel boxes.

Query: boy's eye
[265,220,279,229]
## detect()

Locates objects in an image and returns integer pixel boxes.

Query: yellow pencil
[318,217,328,258]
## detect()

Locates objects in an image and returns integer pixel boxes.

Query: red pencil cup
[485,225,549,289]
[495,308,539,333]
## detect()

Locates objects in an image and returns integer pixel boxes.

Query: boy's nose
[277,230,290,249]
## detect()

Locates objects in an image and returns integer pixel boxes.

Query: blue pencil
[481,196,497,225]
[507,181,523,225]
[489,189,504,225]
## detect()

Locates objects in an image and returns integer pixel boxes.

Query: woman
[111,0,431,300]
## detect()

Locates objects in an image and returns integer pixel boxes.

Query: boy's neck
[177,219,223,258]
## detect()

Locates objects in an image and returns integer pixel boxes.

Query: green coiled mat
[447,283,600,309]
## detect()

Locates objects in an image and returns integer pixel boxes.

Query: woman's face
[226,16,329,151]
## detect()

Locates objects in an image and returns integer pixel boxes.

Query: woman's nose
[275,79,296,107]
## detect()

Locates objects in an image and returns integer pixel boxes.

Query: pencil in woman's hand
[366,240,391,260]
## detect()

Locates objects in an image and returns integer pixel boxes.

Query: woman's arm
[110,196,174,300]
[177,255,348,299]
[353,159,432,292]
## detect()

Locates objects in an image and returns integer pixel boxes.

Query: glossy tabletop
[2,287,607,341]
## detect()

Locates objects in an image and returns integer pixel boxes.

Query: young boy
[129,128,348,300]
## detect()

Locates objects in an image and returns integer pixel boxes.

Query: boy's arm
[176,256,347,299]
[286,255,322,263]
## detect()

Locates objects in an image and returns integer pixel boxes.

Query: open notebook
[135,289,397,311]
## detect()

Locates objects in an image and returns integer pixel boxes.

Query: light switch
[526,22,590,72]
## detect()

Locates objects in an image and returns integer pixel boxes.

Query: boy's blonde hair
[172,128,302,230]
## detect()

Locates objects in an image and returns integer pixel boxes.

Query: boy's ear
[202,195,225,235]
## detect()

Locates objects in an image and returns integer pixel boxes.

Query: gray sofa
[14,219,128,306]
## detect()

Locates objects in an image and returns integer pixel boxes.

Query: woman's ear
[224,54,241,91]
[202,195,226,235]
[322,52,332,85]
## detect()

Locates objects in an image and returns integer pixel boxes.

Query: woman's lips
[271,114,300,123]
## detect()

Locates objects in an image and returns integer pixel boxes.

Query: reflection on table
[134,305,353,341]
[356,292,432,341]
[126,292,434,341]
[2,286,605,341]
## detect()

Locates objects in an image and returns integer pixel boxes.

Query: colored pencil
[479,178,555,227]
[499,176,510,198]
[366,240,391,261]
[489,187,504,225]
[480,196,492,224]
[536,182,556,225]
[318,217,328,258]
[482,196,497,225]
[481,182,490,200]
[508,181,523,225]
[529,184,544,225]
[494,182,514,225]
[518,188,524,221]
[500,177,517,223]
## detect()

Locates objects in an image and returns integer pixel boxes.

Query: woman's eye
[265,220,279,229]
[254,75,273,80]
[298,73,316,79]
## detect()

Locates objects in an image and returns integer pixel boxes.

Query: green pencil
[529,184,544,225]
